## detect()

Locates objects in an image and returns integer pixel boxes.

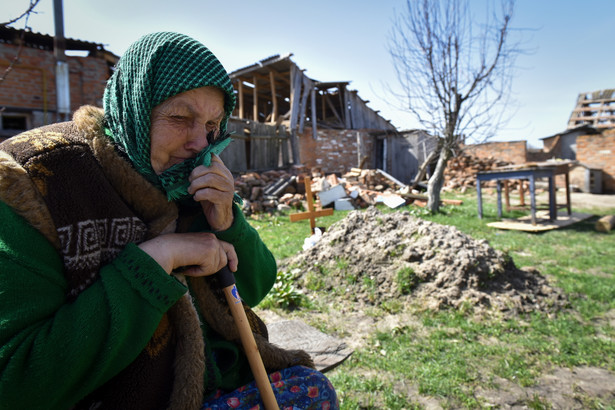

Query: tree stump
[595,215,615,233]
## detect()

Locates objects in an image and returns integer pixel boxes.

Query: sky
[3,0,614,148]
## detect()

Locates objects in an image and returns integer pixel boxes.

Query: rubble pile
[313,168,409,210]
[234,168,409,215]
[280,207,568,317]
[444,152,513,191]
[234,170,301,214]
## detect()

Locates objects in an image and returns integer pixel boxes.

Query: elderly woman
[0,32,338,409]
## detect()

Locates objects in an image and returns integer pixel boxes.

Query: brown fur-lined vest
[0,106,312,410]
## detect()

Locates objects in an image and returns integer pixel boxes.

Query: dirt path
[533,191,615,211]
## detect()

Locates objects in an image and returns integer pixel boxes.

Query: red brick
[1,43,111,117]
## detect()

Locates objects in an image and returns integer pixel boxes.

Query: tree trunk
[426,147,451,213]
[411,146,440,189]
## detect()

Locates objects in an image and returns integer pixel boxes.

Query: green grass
[249,211,348,260]
[249,190,615,409]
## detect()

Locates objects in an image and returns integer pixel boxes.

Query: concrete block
[318,184,347,207]
[334,198,355,211]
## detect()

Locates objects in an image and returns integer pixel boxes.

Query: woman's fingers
[188,155,235,231]
[138,233,237,276]
[221,240,238,272]
[188,155,233,197]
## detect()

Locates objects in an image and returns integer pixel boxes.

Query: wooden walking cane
[215,266,280,410]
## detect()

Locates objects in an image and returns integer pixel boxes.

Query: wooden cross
[289,176,334,233]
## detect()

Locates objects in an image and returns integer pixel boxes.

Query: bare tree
[388,0,520,212]
[0,0,42,86]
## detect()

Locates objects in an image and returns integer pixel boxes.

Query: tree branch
[387,0,522,212]
[0,0,42,86]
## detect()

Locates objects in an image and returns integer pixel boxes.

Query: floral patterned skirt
[201,365,339,410]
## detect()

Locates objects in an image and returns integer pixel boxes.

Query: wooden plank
[488,212,592,232]
[289,64,302,131]
[351,91,362,129]
[343,88,352,129]
[269,70,277,124]
[237,80,244,119]
[398,191,462,206]
[356,91,368,129]
[224,119,297,171]
[376,168,406,189]
[280,124,290,166]
[298,76,311,133]
[311,86,317,139]
[288,64,303,164]
[321,91,326,120]
[324,93,344,127]
[252,75,258,122]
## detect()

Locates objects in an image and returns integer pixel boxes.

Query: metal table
[476,162,573,225]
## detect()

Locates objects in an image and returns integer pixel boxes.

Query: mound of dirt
[281,207,568,316]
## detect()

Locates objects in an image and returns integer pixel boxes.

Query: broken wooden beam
[376,169,407,189]
[399,192,463,206]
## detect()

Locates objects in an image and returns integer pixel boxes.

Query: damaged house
[461,89,615,193]
[223,53,430,185]
[0,26,118,139]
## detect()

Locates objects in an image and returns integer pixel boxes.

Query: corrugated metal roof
[0,25,116,56]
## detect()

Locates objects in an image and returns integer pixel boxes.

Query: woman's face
[149,86,225,174]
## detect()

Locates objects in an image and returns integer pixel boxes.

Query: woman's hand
[188,154,235,231]
[138,233,238,276]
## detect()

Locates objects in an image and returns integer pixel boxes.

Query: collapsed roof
[567,88,615,130]
[228,54,395,133]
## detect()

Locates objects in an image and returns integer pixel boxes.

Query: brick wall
[0,43,110,120]
[463,140,527,164]
[298,128,373,174]
[527,135,562,162]
[577,130,615,193]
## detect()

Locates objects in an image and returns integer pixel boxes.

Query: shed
[569,163,603,194]
[539,125,599,161]
[378,129,437,185]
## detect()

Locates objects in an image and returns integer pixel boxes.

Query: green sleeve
[192,204,277,307]
[0,201,187,410]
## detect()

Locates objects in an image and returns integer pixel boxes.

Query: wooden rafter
[252,75,258,121]
[237,80,244,119]
[269,70,277,123]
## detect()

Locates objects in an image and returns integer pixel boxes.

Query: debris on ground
[235,168,426,215]
[234,167,461,215]
[280,206,568,317]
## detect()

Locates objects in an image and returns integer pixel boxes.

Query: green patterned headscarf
[103,32,236,201]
